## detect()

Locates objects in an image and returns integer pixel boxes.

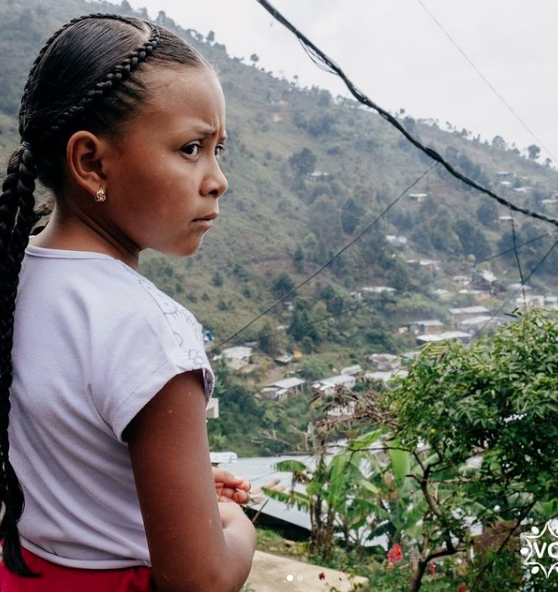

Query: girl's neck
[31,208,141,270]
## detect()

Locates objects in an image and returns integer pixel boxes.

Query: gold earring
[95,187,106,202]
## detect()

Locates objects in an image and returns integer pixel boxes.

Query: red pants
[0,547,156,591]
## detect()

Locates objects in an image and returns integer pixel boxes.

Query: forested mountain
[2,0,558,420]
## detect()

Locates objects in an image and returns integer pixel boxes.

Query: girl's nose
[202,160,228,199]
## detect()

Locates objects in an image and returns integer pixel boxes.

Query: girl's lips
[192,212,218,229]
[193,212,219,222]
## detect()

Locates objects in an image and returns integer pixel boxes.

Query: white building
[416,331,471,346]
[261,377,306,401]
[312,374,356,396]
[218,346,253,370]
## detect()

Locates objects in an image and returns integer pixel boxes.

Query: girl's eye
[181,143,201,157]
[215,145,226,160]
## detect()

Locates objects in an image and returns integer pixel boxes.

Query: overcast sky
[127,0,558,163]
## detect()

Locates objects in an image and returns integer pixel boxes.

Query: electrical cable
[210,163,438,351]
[235,230,554,343]
[253,0,558,229]
[507,207,526,305]
[415,0,556,163]
[471,235,558,340]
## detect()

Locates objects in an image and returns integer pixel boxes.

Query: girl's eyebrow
[184,124,227,141]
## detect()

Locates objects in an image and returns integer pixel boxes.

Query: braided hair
[0,13,209,576]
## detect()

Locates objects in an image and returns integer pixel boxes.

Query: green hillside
[2,0,558,444]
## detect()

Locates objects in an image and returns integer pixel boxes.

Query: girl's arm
[126,370,256,592]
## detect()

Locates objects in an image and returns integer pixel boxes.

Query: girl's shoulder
[22,245,202,339]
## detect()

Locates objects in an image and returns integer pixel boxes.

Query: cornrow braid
[46,24,161,139]
[18,13,141,137]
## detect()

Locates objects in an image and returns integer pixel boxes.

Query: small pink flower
[429,562,436,578]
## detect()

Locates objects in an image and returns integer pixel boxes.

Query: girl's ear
[66,131,112,196]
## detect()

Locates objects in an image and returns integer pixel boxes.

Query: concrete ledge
[246,550,368,592]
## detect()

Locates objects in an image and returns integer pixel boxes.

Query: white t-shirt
[10,245,214,568]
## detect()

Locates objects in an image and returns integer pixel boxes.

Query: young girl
[0,13,256,592]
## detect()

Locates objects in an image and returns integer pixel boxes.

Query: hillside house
[206,398,219,419]
[458,316,507,332]
[261,377,306,401]
[274,354,293,365]
[368,353,399,371]
[386,235,408,246]
[408,192,427,203]
[433,288,454,301]
[416,331,471,346]
[340,364,364,377]
[218,346,253,370]
[408,319,444,335]
[457,316,492,332]
[361,286,396,297]
[312,374,356,395]
[365,369,408,384]
[515,294,546,309]
[449,306,490,325]
[473,269,497,291]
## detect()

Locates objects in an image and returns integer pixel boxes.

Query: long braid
[1,14,168,576]
[0,145,38,576]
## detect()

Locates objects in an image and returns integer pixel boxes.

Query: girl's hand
[212,467,251,504]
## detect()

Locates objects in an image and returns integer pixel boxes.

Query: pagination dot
[297,575,303,581]
[287,575,293,582]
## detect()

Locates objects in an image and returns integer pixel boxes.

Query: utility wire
[472,235,558,340]
[415,0,556,163]
[254,0,558,229]
[210,163,437,351]
[507,207,526,305]
[244,231,554,342]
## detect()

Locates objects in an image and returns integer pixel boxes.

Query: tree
[527,144,541,160]
[288,147,317,177]
[293,246,304,273]
[271,272,294,298]
[476,200,498,227]
[257,323,280,356]
[386,309,558,590]
[249,53,259,64]
[341,198,364,235]
[491,135,507,150]
[206,30,215,43]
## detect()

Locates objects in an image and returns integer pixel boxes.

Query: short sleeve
[88,272,214,442]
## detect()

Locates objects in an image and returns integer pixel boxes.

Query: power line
[253,0,558,229]
[415,0,556,163]
[237,231,554,344]
[210,163,437,351]
[472,235,558,340]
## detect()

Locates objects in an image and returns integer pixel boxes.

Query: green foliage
[207,365,265,456]
[271,271,295,298]
[288,147,317,176]
[391,309,558,503]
